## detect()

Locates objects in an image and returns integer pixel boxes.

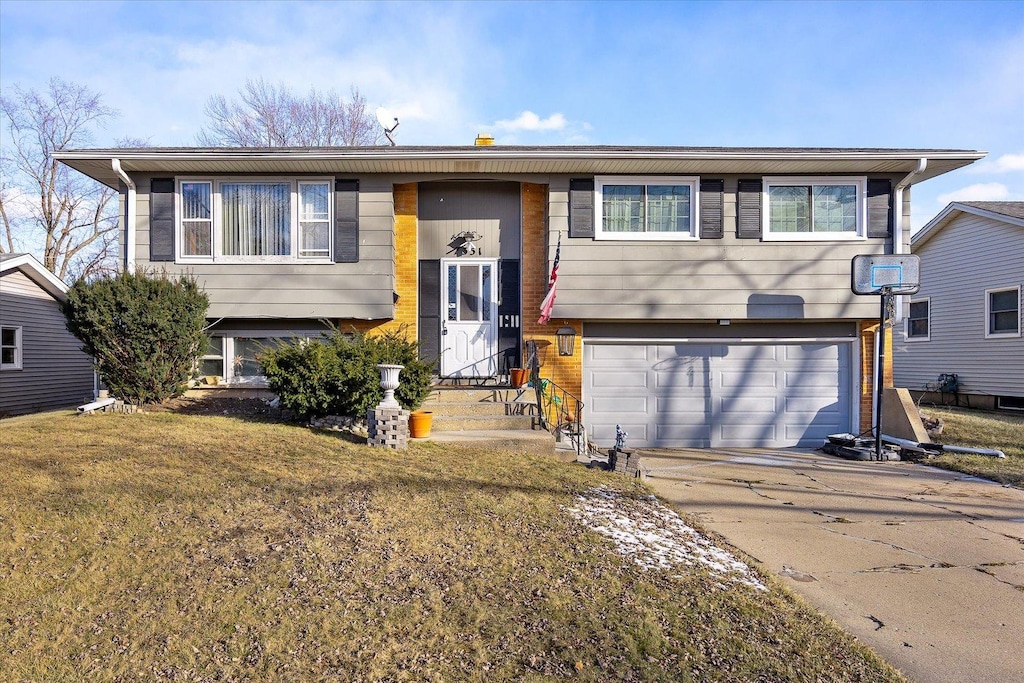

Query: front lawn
[918,406,1024,487]
[0,411,903,681]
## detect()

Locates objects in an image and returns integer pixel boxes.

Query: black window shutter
[149,178,175,262]
[867,179,893,239]
[569,178,594,238]
[334,179,359,263]
[699,179,724,239]
[736,179,763,239]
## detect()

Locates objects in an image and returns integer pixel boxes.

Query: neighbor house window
[1,326,22,370]
[906,299,930,340]
[763,176,866,240]
[595,176,699,240]
[177,178,332,262]
[986,286,1020,337]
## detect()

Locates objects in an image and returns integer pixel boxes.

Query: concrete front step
[431,414,536,432]
[423,387,532,404]
[422,429,566,459]
[426,400,535,417]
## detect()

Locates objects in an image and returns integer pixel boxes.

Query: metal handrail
[525,340,587,458]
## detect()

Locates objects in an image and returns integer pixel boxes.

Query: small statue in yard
[615,424,628,451]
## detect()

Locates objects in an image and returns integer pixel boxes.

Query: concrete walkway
[640,448,1024,683]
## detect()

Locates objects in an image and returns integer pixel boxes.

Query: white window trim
[594,175,700,241]
[203,332,322,385]
[762,176,867,242]
[905,297,930,342]
[985,285,1021,339]
[0,325,22,370]
[175,177,334,264]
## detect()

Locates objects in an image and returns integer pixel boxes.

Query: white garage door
[584,342,852,448]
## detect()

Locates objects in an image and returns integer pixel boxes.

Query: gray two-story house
[55,144,982,447]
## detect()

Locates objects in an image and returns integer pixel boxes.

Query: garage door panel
[585,341,852,449]
[720,370,777,388]
[654,396,709,415]
[720,396,777,414]
[592,396,648,413]
[592,345,649,361]
[589,371,649,389]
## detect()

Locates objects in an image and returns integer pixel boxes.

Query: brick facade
[858,319,893,434]
[520,182,583,400]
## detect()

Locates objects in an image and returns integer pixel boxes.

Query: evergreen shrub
[260,326,433,420]
[62,270,209,405]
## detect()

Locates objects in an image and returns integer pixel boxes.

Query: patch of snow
[565,486,767,592]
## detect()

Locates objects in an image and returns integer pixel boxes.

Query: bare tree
[0,78,121,281]
[197,79,384,147]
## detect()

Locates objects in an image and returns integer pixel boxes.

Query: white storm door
[440,258,498,377]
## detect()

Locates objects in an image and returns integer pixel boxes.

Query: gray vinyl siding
[418,181,521,260]
[893,213,1024,397]
[547,174,905,321]
[131,173,395,320]
[0,271,94,415]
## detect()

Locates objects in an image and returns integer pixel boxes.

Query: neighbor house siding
[0,271,93,415]
[894,213,1024,397]
[547,174,903,321]
[131,172,395,320]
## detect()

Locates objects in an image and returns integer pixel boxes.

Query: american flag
[537,233,561,325]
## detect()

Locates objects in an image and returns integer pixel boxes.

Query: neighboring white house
[893,202,1024,410]
[0,253,95,416]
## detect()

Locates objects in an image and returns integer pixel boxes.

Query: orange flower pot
[409,410,433,438]
[510,368,528,388]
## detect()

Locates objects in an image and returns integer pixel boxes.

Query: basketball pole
[874,286,891,460]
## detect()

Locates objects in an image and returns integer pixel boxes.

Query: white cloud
[968,152,1024,174]
[493,111,567,132]
[936,182,1010,205]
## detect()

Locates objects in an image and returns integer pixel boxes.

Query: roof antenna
[375,107,400,146]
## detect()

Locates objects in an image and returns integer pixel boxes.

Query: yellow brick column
[521,182,582,401]
[858,319,893,434]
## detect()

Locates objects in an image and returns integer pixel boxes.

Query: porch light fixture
[556,325,577,356]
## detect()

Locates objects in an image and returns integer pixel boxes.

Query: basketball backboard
[851,254,921,295]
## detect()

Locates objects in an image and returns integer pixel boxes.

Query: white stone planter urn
[376,364,404,408]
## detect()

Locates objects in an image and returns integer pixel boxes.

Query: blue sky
[2,0,1022,229]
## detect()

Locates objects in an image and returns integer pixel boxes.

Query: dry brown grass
[0,410,904,681]
[918,406,1024,487]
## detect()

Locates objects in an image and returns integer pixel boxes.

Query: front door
[440,258,498,377]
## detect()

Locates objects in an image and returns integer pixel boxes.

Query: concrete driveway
[640,448,1024,683]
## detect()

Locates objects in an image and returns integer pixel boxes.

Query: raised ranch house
[0,253,95,416]
[893,201,1024,411]
[55,144,983,447]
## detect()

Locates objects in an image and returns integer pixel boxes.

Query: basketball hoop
[851,254,922,461]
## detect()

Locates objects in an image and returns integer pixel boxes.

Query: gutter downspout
[893,157,927,256]
[874,157,927,431]
[112,159,136,273]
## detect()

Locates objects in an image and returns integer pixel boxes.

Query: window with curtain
[176,178,332,262]
[764,177,866,240]
[595,176,699,240]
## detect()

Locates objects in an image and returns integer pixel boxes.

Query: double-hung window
[763,176,867,240]
[1,326,22,370]
[595,176,699,240]
[986,286,1020,338]
[177,178,333,262]
[906,299,930,341]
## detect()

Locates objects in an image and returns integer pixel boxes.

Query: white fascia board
[0,254,69,300]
